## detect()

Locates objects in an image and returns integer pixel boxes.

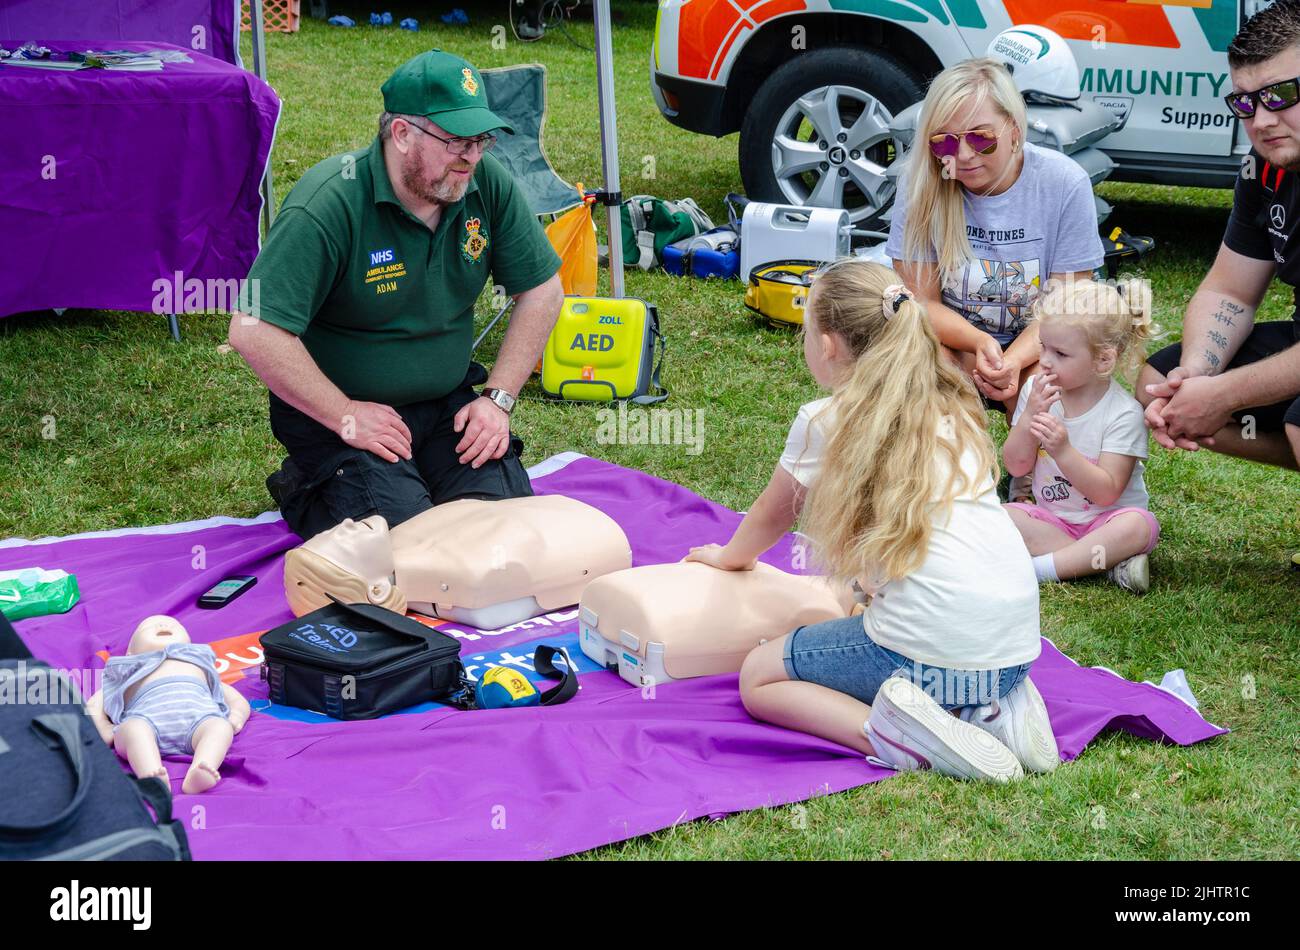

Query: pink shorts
[1005,503,1160,555]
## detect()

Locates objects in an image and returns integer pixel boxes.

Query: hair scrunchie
[881,283,915,320]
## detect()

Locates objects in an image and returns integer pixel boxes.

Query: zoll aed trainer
[540,296,667,404]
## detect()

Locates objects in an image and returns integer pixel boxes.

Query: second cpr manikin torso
[284,496,633,629]
[577,562,853,686]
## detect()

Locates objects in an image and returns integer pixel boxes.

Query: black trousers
[268,361,533,540]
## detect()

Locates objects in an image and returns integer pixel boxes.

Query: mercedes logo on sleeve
[1271,203,1286,229]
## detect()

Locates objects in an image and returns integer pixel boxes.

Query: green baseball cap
[381,49,513,137]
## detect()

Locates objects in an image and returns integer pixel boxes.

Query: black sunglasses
[1224,76,1300,118]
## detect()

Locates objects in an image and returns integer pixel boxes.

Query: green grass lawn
[1,2,1297,859]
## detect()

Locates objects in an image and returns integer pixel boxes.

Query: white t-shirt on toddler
[779,398,1040,670]
[1011,375,1150,524]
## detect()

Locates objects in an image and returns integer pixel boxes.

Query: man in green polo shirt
[229,49,563,540]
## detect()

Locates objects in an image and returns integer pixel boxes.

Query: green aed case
[540,296,667,404]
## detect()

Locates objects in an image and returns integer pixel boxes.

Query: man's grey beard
[401,149,471,205]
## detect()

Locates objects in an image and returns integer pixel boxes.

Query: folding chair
[473,64,584,352]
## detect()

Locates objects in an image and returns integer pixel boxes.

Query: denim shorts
[782,614,1032,710]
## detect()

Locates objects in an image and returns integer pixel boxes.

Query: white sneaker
[865,677,1023,783]
[1107,553,1150,594]
[960,676,1059,774]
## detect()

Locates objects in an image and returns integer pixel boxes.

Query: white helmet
[986,25,1081,102]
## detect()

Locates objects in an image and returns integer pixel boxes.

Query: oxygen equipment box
[740,202,851,282]
[663,225,740,279]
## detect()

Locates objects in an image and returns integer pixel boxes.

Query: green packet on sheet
[0,568,81,621]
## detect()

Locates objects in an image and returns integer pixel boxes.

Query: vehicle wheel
[739,46,924,227]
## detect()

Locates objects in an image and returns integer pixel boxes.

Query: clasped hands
[1142,368,1234,452]
[972,335,1022,403]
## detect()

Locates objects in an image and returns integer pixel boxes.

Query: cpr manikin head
[127,615,193,654]
[283,515,406,617]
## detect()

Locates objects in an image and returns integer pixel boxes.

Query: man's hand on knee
[454,396,510,468]
[340,399,413,463]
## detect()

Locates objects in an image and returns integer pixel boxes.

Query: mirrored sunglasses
[928,129,999,160]
[1225,77,1300,119]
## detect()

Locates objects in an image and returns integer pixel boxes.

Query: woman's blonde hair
[1034,276,1155,382]
[799,259,996,585]
[901,58,1028,276]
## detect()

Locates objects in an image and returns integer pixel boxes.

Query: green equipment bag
[620,195,713,270]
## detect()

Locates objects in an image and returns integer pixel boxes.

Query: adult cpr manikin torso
[578,561,852,686]
[283,496,633,629]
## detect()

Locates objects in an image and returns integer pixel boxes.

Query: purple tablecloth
[0,40,279,317]
[0,0,239,66]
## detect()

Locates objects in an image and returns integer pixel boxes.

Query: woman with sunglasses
[886,58,1104,422]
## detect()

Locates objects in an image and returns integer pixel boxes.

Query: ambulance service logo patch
[461,67,478,97]
[462,217,488,263]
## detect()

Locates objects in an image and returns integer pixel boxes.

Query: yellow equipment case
[743,260,821,326]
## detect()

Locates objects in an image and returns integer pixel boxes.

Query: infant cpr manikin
[86,615,251,794]
[578,561,851,687]
[283,495,633,629]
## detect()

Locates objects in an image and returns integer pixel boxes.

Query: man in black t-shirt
[1140,2,1300,473]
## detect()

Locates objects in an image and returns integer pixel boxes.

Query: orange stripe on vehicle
[710,19,753,81]
[753,0,808,23]
[680,0,809,81]
[708,1,805,81]
[1002,0,1180,49]
[679,2,746,80]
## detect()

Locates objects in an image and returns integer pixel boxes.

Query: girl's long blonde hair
[800,259,996,585]
[901,58,1028,276]
[1035,277,1155,383]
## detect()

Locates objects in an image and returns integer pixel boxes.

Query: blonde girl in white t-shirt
[1004,278,1158,594]
[686,259,1058,782]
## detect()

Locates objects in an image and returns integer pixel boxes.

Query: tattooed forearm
[1211,299,1245,327]
[1185,292,1254,376]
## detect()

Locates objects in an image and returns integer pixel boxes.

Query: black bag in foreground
[260,599,474,719]
[0,656,191,861]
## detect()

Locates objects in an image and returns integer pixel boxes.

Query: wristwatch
[481,387,516,415]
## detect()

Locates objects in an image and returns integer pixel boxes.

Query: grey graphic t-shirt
[886,142,1104,345]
